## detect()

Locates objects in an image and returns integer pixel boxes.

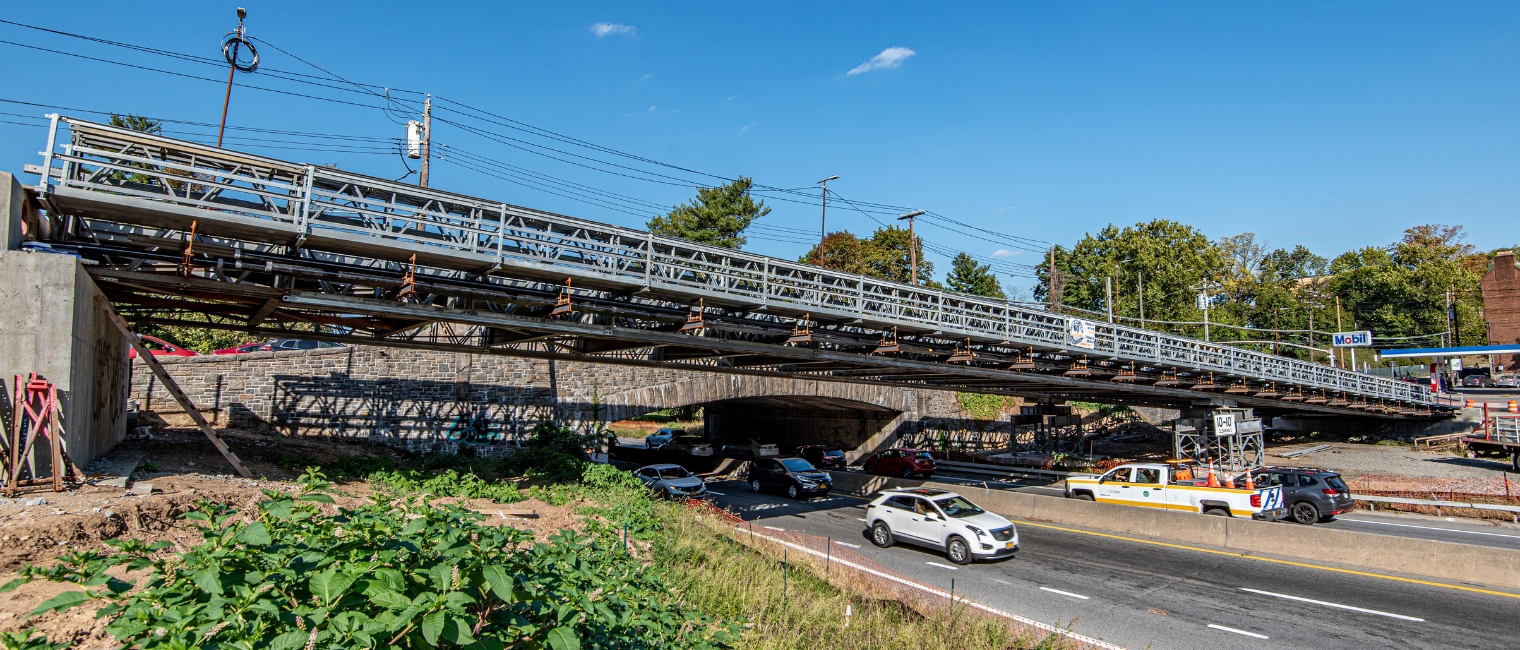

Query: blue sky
[2,2,1517,298]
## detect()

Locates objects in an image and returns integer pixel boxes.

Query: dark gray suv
[1235,467,1353,525]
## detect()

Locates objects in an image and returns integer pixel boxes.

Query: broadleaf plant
[5,469,739,648]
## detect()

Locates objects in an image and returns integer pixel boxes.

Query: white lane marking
[857,518,868,522]
[1238,588,1425,622]
[926,562,959,570]
[1337,518,1520,540]
[835,541,861,548]
[992,578,1011,585]
[763,525,786,531]
[707,491,726,496]
[1026,486,1066,492]
[1039,587,1090,600]
[1207,624,1269,639]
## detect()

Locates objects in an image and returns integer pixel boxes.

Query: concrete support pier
[0,172,129,467]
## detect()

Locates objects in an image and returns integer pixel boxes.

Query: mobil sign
[1332,330,1373,348]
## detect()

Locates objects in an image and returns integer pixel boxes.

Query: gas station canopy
[1378,344,1520,359]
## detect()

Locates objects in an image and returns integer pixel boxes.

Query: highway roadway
[703,479,1520,649]
[920,470,1520,552]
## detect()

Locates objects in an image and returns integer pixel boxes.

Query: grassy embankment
[651,506,1066,650]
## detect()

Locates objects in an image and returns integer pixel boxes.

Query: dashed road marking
[992,578,1011,585]
[762,526,785,532]
[926,562,959,570]
[857,518,868,522]
[835,541,861,548]
[1039,587,1090,600]
[1239,588,1424,621]
[1207,624,1268,639]
[707,491,726,496]
[1014,520,1520,600]
[1338,518,1520,540]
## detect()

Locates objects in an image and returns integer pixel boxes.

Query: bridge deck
[24,116,1453,419]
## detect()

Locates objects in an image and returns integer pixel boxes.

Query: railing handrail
[35,115,1438,406]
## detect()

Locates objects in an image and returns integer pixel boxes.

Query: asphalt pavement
[705,480,1520,649]
[918,469,1520,552]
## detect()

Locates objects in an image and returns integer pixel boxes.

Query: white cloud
[591,22,636,38]
[991,249,1025,258]
[847,47,916,75]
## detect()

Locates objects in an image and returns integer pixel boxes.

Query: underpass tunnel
[699,396,903,453]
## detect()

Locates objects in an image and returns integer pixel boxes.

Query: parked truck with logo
[1063,462,1288,520]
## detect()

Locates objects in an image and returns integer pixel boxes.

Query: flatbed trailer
[1465,415,1520,471]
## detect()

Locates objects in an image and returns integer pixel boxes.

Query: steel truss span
[26,116,1452,418]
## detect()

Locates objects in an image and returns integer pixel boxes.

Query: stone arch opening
[699,395,902,452]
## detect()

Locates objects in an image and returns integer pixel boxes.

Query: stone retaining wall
[129,346,968,453]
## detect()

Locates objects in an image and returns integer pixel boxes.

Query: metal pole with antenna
[816,175,839,265]
[897,210,925,285]
[217,8,257,148]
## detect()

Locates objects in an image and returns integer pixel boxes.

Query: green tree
[1036,220,1231,337]
[800,225,934,285]
[799,231,869,274]
[647,176,769,249]
[945,252,1005,298]
[1330,224,1486,346]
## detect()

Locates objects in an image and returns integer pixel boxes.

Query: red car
[861,448,936,479]
[128,335,198,358]
[214,341,271,355]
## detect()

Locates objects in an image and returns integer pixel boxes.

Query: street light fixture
[897,210,925,285]
[816,176,839,266]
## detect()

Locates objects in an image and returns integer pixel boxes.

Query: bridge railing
[35,116,1437,405]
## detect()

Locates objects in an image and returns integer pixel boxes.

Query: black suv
[1235,467,1353,525]
[795,445,847,470]
[747,457,833,499]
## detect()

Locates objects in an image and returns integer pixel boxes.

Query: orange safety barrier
[1465,398,1476,408]
[1509,400,1518,413]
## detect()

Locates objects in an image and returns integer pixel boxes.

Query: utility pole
[897,210,925,285]
[1137,271,1144,328]
[419,95,433,188]
[1105,276,1113,323]
[217,8,254,148]
[815,175,839,265]
[1047,247,1056,311]
[1196,283,1212,342]
[1335,296,1344,369]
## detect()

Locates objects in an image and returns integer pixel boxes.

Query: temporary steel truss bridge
[23,116,1455,419]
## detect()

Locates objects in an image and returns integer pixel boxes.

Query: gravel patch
[1267,442,1514,479]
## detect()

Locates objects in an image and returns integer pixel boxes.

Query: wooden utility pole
[1335,296,1344,369]
[97,296,252,478]
[1047,247,1056,311]
[897,210,925,285]
[418,95,433,187]
[1137,271,1145,328]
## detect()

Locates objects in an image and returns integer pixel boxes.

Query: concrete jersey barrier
[826,471,1520,590]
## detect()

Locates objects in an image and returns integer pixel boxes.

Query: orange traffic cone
[1244,472,1255,491]
[1206,464,1221,488]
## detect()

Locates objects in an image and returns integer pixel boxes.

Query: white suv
[865,488,1019,564]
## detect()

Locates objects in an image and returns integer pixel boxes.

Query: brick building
[1481,250,1520,370]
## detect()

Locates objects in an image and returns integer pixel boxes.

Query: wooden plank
[95,295,253,478]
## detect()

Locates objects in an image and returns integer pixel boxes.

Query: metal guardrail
[931,459,1072,480]
[32,116,1440,406]
[1355,494,1520,518]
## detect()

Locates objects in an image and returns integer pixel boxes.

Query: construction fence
[1346,474,1520,520]
[684,501,1124,650]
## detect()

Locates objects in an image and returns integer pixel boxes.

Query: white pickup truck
[1064,462,1288,521]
